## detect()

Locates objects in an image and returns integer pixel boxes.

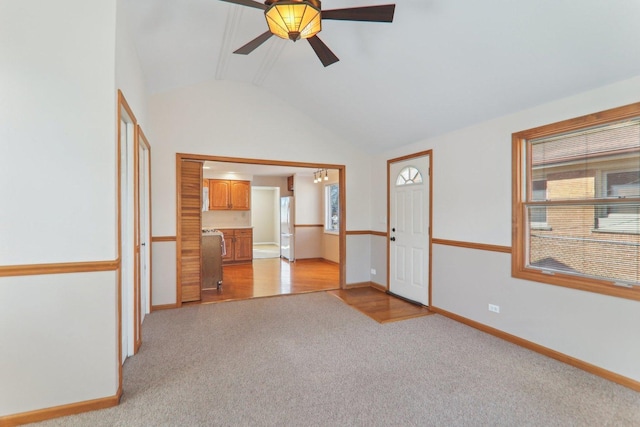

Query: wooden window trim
[512,102,640,301]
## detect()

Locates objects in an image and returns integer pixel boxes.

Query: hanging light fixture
[264,0,322,41]
[313,169,330,184]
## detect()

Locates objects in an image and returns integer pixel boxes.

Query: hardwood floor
[199,258,340,303]
[252,244,280,259]
[198,258,429,324]
[328,287,433,323]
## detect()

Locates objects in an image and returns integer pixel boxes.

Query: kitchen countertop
[201,230,223,237]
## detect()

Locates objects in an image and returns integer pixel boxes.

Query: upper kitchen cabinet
[209,179,230,209]
[209,179,251,210]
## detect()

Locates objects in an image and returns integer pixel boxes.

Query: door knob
[390,237,396,242]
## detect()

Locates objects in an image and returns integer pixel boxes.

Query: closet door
[178,160,202,302]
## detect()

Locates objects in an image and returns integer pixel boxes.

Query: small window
[396,166,423,186]
[325,183,339,233]
[513,103,640,300]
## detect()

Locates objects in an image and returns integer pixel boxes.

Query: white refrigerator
[280,196,295,261]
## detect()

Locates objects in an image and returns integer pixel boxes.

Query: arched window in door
[395,166,423,186]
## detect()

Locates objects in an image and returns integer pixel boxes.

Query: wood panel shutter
[179,160,202,302]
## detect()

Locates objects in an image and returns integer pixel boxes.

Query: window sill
[512,267,640,301]
[531,225,552,231]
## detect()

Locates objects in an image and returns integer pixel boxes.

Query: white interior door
[136,132,151,351]
[120,114,135,363]
[139,139,151,315]
[389,155,430,305]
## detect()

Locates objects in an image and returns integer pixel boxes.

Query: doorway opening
[176,153,346,306]
[251,186,281,259]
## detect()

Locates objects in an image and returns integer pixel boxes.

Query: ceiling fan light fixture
[265,0,322,41]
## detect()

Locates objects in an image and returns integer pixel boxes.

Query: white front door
[389,155,430,305]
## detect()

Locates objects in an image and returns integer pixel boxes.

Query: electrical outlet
[488,304,500,313]
[370,268,377,275]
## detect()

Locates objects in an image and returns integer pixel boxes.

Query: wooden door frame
[176,153,347,306]
[116,90,136,394]
[387,150,433,305]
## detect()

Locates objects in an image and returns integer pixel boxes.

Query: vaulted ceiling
[121,0,640,152]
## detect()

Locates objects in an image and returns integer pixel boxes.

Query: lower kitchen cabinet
[234,229,253,262]
[221,228,253,264]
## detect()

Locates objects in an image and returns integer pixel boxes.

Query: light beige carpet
[31,292,640,426]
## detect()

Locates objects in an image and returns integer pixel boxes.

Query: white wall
[252,175,291,197]
[294,172,322,225]
[151,242,177,306]
[0,0,121,417]
[116,0,149,128]
[0,0,117,264]
[322,234,340,263]
[148,79,372,298]
[369,235,387,287]
[371,75,640,383]
[0,272,118,414]
[293,172,323,259]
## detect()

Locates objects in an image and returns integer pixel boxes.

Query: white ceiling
[122,0,640,153]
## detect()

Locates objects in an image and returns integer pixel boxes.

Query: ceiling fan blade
[233,31,274,55]
[218,0,267,11]
[307,36,339,67]
[322,4,395,22]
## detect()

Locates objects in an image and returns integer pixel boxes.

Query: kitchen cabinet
[209,179,251,210]
[220,230,234,263]
[221,228,253,264]
[234,229,253,262]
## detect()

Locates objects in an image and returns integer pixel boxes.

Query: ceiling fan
[219,0,396,66]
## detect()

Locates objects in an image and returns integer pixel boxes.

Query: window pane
[530,180,547,223]
[607,171,640,197]
[325,183,339,232]
[527,204,640,284]
[530,206,547,224]
[530,120,640,201]
[396,166,423,186]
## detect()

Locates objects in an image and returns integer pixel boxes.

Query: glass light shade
[265,1,321,41]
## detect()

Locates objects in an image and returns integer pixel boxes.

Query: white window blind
[525,119,640,285]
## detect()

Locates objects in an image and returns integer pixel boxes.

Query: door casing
[387,150,433,306]
[175,153,347,306]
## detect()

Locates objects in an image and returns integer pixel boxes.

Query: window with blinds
[512,104,640,300]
